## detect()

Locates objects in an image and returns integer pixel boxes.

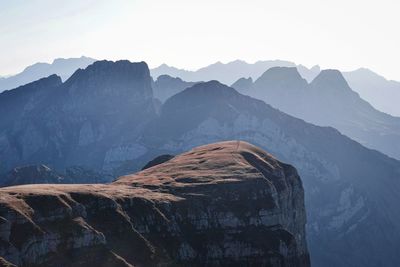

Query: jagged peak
[311,69,352,90]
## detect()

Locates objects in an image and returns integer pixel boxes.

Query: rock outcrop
[0,141,310,267]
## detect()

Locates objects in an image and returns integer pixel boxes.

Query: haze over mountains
[2,57,399,118]
[343,68,400,117]
[150,60,321,85]
[151,60,400,118]
[0,56,96,92]
[1,60,400,266]
[231,67,400,160]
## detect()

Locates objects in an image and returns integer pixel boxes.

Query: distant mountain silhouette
[152,74,198,102]
[0,56,96,92]
[232,67,400,160]
[151,60,320,85]
[343,68,400,117]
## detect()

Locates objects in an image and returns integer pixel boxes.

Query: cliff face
[0,141,310,267]
[0,60,157,175]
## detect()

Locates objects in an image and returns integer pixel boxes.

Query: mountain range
[150,60,321,85]
[1,60,400,266]
[231,67,400,160]
[2,57,399,117]
[151,60,400,117]
[0,56,96,92]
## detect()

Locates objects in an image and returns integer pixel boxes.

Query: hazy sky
[1,0,399,80]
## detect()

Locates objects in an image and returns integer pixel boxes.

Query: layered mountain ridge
[0,57,96,92]
[1,60,400,266]
[232,67,400,160]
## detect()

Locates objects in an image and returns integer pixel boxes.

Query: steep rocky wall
[0,141,309,267]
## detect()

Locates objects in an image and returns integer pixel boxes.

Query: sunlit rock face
[0,141,310,267]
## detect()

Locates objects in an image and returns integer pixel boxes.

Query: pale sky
[1,0,399,80]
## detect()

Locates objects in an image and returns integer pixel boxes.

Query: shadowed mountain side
[0,141,310,267]
[0,60,158,175]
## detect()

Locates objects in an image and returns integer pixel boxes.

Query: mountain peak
[231,77,253,93]
[176,80,237,97]
[311,69,352,91]
[65,60,151,87]
[254,66,308,89]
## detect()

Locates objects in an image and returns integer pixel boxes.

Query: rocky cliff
[0,141,310,267]
[0,60,158,175]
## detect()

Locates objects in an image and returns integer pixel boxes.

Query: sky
[0,0,399,80]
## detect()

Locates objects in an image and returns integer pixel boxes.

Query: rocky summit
[0,141,309,267]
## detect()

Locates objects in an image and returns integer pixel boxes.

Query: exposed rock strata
[0,141,309,267]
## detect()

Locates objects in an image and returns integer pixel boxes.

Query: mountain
[152,74,197,102]
[0,56,96,92]
[0,141,310,267]
[2,63,400,266]
[230,77,253,94]
[142,81,400,267]
[232,67,400,160]
[151,60,320,85]
[343,68,400,117]
[0,60,158,176]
